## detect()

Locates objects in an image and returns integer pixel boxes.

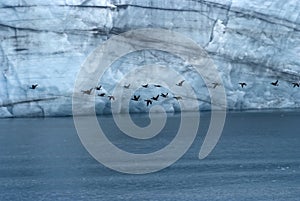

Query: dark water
[0,111,299,201]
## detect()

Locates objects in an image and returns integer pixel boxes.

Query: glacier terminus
[0,0,300,117]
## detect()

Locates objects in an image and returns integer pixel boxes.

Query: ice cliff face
[0,0,300,117]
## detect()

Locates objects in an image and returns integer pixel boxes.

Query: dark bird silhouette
[131,95,140,101]
[144,99,153,106]
[142,84,148,88]
[212,82,220,88]
[124,84,130,89]
[176,80,185,86]
[292,82,299,88]
[98,93,105,97]
[151,95,159,101]
[108,95,115,101]
[173,96,182,100]
[81,88,93,95]
[271,80,279,86]
[154,84,161,87]
[161,93,168,98]
[95,85,102,90]
[239,82,247,88]
[30,84,38,89]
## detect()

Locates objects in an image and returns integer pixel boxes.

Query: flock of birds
[28,79,299,107]
[78,80,185,107]
[212,80,299,88]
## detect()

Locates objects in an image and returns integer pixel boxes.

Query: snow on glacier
[0,0,300,117]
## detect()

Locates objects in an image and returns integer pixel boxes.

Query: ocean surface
[0,111,299,201]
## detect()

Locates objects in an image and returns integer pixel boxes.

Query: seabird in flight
[151,95,159,101]
[131,95,140,101]
[30,84,38,89]
[124,84,130,89]
[176,80,185,86]
[108,95,115,101]
[144,99,153,106]
[81,88,93,95]
[95,85,102,90]
[98,93,105,97]
[212,82,220,88]
[271,80,279,86]
[292,82,299,88]
[161,93,168,98]
[173,96,182,100]
[239,82,247,88]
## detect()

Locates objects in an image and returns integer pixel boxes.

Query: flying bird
[173,96,182,100]
[108,95,115,101]
[124,84,130,89]
[144,99,153,106]
[95,85,102,90]
[81,88,93,95]
[239,82,247,88]
[271,80,279,86]
[212,82,220,88]
[292,82,299,88]
[131,95,140,101]
[176,80,185,86]
[151,95,159,101]
[98,93,105,97]
[142,84,148,88]
[30,84,38,89]
[161,93,168,98]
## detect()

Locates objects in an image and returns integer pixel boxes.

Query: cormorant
[151,95,159,101]
[95,85,102,90]
[161,93,168,98]
[30,84,38,89]
[81,88,93,95]
[124,84,130,89]
[176,80,185,86]
[271,80,279,86]
[131,95,140,101]
[239,82,247,88]
[173,96,182,100]
[212,82,220,88]
[98,93,105,97]
[144,99,153,106]
[108,95,115,101]
[292,82,299,88]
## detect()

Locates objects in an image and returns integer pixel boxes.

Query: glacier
[0,0,300,117]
